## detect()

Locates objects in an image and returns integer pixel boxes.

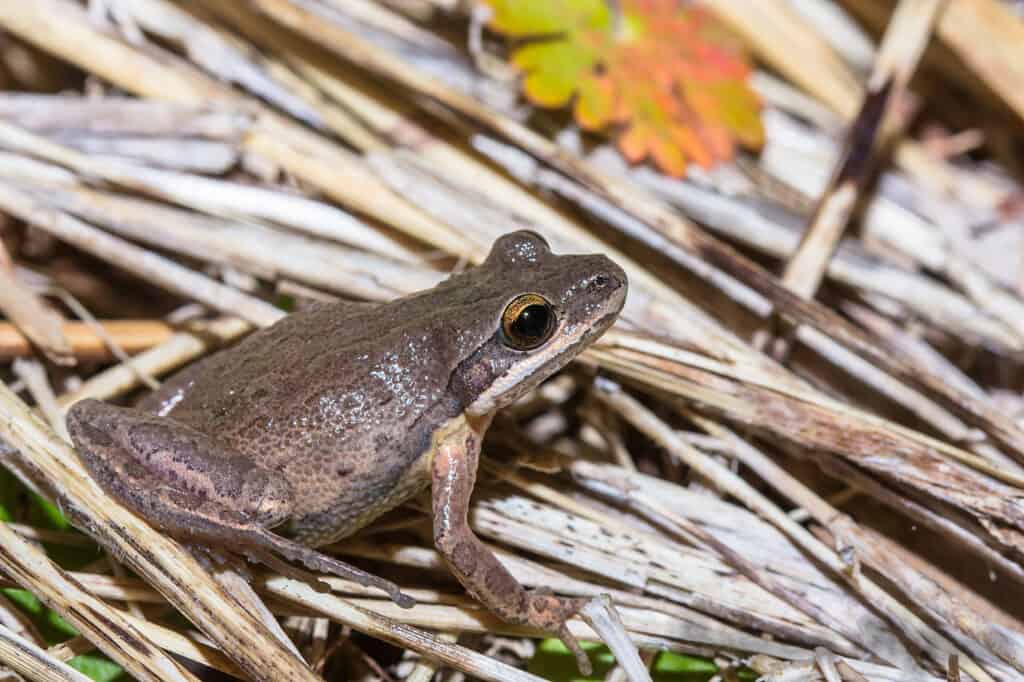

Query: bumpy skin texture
[67,231,627,655]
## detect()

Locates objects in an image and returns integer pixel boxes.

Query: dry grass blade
[0,243,71,365]
[591,334,1024,490]
[262,577,548,682]
[0,0,221,103]
[0,93,252,137]
[0,162,283,328]
[0,179,440,302]
[871,0,1024,125]
[826,519,1024,673]
[570,465,867,657]
[684,416,1022,676]
[0,622,92,682]
[12,358,66,439]
[751,655,943,682]
[593,344,1024,592]
[57,317,251,407]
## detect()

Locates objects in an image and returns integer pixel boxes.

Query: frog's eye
[501,294,556,350]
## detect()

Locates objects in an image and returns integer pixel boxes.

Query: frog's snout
[587,255,628,314]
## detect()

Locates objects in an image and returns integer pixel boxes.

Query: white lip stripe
[467,307,620,416]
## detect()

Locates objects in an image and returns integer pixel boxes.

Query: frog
[66,230,627,668]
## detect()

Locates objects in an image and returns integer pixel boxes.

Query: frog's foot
[523,589,592,675]
[255,529,415,608]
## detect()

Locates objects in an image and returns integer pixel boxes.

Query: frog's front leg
[430,417,592,674]
[66,398,413,608]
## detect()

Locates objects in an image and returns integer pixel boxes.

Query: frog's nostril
[594,275,610,287]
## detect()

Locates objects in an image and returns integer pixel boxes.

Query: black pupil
[511,304,551,340]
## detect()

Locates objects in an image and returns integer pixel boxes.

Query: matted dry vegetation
[0,1,1023,681]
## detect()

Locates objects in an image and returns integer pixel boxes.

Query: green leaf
[486,0,610,37]
[2,588,44,617]
[529,639,750,682]
[29,491,69,530]
[44,608,80,639]
[515,41,598,107]
[70,653,126,682]
[0,468,22,522]
[2,588,78,645]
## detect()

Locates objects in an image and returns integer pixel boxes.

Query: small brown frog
[67,231,627,666]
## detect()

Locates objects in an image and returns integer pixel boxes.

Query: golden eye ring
[501,294,556,350]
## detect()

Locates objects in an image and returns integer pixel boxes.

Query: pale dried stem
[0,622,92,682]
[578,595,652,682]
[58,317,250,408]
[712,0,1008,209]
[0,180,283,329]
[0,243,71,365]
[4,180,442,302]
[688,417,1022,677]
[46,289,161,390]
[402,631,456,682]
[570,467,865,658]
[0,93,254,138]
[11,358,66,441]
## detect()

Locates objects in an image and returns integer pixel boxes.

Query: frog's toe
[524,593,591,674]
[245,546,332,592]
[559,622,593,677]
[258,530,415,608]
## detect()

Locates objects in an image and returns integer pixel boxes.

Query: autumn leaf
[482,0,764,176]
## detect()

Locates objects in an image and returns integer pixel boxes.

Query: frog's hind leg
[135,487,415,607]
[66,398,414,608]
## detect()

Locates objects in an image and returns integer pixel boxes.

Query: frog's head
[448,230,627,417]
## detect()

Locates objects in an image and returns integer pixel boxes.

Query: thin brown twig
[0,321,172,361]
[781,0,947,299]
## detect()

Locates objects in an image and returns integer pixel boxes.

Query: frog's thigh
[429,419,587,635]
[66,398,293,541]
[68,399,417,608]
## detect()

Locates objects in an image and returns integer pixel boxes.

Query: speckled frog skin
[67,231,626,661]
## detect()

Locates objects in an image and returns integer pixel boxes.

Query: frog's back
[143,299,464,544]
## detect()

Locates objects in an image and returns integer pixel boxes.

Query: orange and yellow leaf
[482,0,763,176]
